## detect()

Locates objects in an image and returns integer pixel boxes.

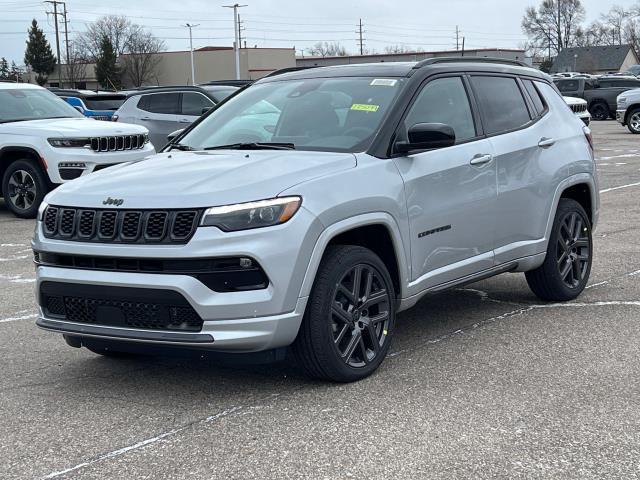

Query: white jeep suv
[0,82,155,218]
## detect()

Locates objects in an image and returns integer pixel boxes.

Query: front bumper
[33,207,322,352]
[616,109,626,124]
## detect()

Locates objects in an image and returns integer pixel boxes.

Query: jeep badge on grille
[102,197,124,206]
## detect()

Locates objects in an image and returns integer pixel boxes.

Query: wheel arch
[624,104,640,124]
[0,146,47,194]
[298,213,410,303]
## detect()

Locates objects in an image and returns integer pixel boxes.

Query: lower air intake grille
[40,282,203,332]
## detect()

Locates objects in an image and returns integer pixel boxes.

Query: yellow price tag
[350,104,379,112]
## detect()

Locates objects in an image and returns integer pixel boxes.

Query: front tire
[293,245,396,382]
[627,108,640,134]
[589,101,609,121]
[2,159,49,218]
[526,198,592,301]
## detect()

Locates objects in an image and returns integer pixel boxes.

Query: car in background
[113,86,223,148]
[199,84,239,103]
[554,76,640,120]
[50,89,128,121]
[625,65,640,77]
[564,96,590,125]
[200,79,253,88]
[616,88,640,133]
[0,82,154,218]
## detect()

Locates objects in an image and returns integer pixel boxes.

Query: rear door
[136,93,181,148]
[179,92,215,125]
[393,75,497,290]
[471,75,562,264]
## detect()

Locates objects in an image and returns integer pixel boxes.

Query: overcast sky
[1,0,638,64]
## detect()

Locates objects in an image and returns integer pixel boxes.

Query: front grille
[92,115,111,121]
[571,103,587,113]
[43,206,202,244]
[90,134,146,152]
[40,282,203,331]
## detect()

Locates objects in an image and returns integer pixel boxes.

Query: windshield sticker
[351,103,380,112]
[370,78,397,87]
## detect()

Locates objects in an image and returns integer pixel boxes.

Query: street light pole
[184,23,199,85]
[223,4,247,80]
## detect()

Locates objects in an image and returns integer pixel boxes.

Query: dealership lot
[1,121,639,479]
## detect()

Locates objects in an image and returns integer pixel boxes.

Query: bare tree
[64,42,88,88]
[76,15,136,60]
[522,0,586,56]
[383,45,418,54]
[308,41,348,57]
[121,27,165,87]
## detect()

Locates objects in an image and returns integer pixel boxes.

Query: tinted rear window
[555,79,580,92]
[138,93,180,114]
[522,79,546,116]
[471,76,531,135]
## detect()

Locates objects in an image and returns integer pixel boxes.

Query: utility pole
[456,25,460,51]
[238,14,245,49]
[461,37,465,56]
[357,19,365,55]
[45,0,64,86]
[223,4,247,80]
[63,3,70,70]
[184,23,199,85]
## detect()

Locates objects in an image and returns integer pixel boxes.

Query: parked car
[34,58,598,382]
[625,65,640,76]
[200,84,239,102]
[616,88,640,133]
[554,76,640,120]
[201,79,253,88]
[0,82,154,218]
[112,86,221,148]
[61,92,127,121]
[564,96,591,125]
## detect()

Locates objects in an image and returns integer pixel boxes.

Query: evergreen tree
[94,36,121,89]
[10,62,25,82]
[0,58,9,80]
[23,19,56,85]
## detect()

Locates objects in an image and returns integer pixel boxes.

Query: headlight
[144,133,150,144]
[201,196,302,232]
[48,138,90,148]
[38,201,49,221]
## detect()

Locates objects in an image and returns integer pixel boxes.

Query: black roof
[258,58,545,83]
[552,45,638,73]
[201,80,252,87]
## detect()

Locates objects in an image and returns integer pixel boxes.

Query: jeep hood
[46,150,357,208]
[3,117,147,136]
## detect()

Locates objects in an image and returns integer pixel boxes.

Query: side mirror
[201,107,212,115]
[395,123,456,154]
[167,128,185,143]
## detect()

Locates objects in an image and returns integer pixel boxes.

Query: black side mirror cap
[201,107,213,114]
[395,122,456,154]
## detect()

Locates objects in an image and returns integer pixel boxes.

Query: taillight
[583,126,594,152]
[112,114,119,122]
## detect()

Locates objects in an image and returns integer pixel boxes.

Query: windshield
[180,76,405,152]
[83,96,126,110]
[0,88,83,123]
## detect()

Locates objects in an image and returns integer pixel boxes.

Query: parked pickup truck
[616,88,640,133]
[554,76,640,120]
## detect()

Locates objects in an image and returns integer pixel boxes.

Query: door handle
[178,119,191,123]
[140,117,151,121]
[469,154,493,166]
[538,137,556,148]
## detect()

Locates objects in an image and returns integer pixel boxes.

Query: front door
[392,76,497,293]
[136,92,181,148]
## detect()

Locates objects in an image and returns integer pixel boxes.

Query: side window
[556,79,579,92]
[598,80,612,88]
[522,79,546,117]
[138,93,180,114]
[535,81,574,114]
[471,76,531,135]
[404,77,476,143]
[181,92,214,116]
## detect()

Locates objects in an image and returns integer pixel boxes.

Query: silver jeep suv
[34,59,599,382]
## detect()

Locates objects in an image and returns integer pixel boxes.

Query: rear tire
[293,245,396,382]
[626,108,640,134]
[2,159,49,219]
[589,100,609,121]
[526,198,592,301]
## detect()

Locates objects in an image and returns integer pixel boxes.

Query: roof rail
[414,57,530,69]
[263,66,319,78]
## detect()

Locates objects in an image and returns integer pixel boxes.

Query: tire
[2,159,49,219]
[293,245,396,382]
[526,198,593,302]
[589,100,610,121]
[626,107,640,134]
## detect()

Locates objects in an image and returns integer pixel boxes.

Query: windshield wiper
[168,143,195,151]
[203,142,296,151]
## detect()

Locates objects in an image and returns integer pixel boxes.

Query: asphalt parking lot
[1,120,639,479]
